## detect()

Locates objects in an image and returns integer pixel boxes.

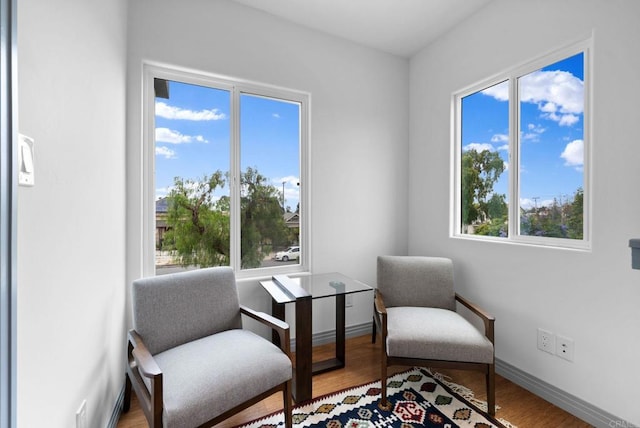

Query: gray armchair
[123,266,293,428]
[373,256,495,415]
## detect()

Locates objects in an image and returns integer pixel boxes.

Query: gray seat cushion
[153,329,292,428]
[386,306,493,364]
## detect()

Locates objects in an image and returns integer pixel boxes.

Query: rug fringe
[425,368,518,428]
[426,369,494,412]
[498,417,519,428]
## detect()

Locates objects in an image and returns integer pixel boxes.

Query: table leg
[295,295,312,402]
[335,294,346,365]
[271,299,285,346]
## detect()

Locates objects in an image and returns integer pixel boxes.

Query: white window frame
[452,40,592,250]
[143,63,311,278]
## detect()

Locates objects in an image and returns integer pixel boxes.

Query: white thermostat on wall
[18,134,35,186]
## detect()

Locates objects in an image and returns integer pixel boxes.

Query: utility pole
[282,181,286,212]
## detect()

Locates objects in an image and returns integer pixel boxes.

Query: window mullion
[509,76,519,239]
[230,87,242,271]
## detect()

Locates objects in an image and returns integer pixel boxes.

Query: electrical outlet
[76,400,87,428]
[345,294,353,307]
[556,335,574,362]
[537,328,556,354]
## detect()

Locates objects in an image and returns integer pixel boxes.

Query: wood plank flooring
[117,334,591,428]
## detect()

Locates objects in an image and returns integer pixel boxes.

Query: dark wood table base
[262,273,372,403]
[272,294,346,402]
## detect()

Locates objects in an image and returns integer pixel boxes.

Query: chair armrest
[128,330,161,378]
[240,305,291,356]
[373,290,388,339]
[127,330,163,427]
[374,289,387,316]
[455,293,495,344]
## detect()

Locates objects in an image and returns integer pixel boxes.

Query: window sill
[450,233,592,252]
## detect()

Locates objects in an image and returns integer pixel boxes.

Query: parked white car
[275,246,300,262]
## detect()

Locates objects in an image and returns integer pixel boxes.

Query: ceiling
[232,0,492,58]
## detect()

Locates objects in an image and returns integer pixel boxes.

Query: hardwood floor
[117,334,591,428]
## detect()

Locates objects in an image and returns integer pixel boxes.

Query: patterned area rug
[235,368,516,428]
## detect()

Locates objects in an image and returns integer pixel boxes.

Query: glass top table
[260,272,373,402]
[262,272,372,303]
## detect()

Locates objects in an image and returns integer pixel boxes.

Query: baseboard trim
[106,384,125,428]
[496,359,629,428]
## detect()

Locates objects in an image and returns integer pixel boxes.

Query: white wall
[409,0,640,424]
[17,0,128,427]
[126,0,410,334]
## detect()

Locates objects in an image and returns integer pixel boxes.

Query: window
[454,42,590,249]
[145,65,309,276]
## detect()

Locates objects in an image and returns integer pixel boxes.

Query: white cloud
[520,198,535,210]
[155,101,227,121]
[272,113,281,119]
[276,175,299,186]
[155,127,208,144]
[491,133,509,143]
[540,102,557,113]
[481,81,509,101]
[273,176,300,207]
[521,123,546,141]
[520,70,583,126]
[463,142,494,153]
[558,114,579,126]
[156,146,176,159]
[520,70,583,113]
[156,186,173,199]
[273,175,300,195]
[482,70,583,127]
[497,144,509,151]
[560,139,584,169]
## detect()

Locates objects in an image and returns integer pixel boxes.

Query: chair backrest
[132,266,242,355]
[377,256,456,310]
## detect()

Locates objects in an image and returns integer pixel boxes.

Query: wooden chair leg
[283,380,293,428]
[486,364,495,416]
[150,376,164,428]
[371,317,377,344]
[378,354,392,411]
[123,373,132,412]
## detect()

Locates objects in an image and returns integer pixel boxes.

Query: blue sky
[155,81,301,211]
[461,52,584,210]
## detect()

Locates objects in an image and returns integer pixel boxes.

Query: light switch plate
[18,134,35,186]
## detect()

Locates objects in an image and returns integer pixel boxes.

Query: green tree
[487,193,508,220]
[519,188,583,240]
[163,167,290,269]
[240,167,289,268]
[163,172,230,267]
[566,187,584,239]
[461,149,506,231]
[474,193,508,237]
